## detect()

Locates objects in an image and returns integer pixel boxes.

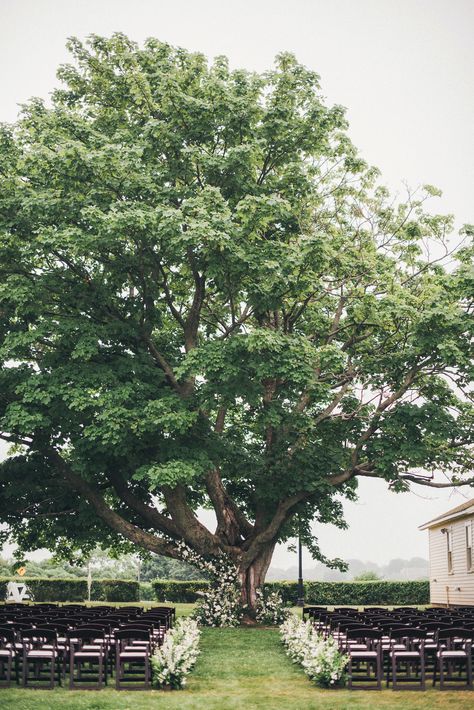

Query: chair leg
[98,657,103,689]
[22,654,27,687]
[467,654,473,690]
[69,654,74,689]
[376,652,382,690]
[391,655,397,690]
[2,655,12,687]
[385,653,391,687]
[145,656,150,688]
[14,655,19,686]
[439,656,444,690]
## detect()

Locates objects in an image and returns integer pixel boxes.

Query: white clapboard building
[420,498,474,606]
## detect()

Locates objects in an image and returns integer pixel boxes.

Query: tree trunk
[239,542,275,620]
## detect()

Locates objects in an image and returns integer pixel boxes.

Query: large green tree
[0,34,472,610]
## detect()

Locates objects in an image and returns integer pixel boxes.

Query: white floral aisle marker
[280,615,348,687]
[151,617,201,689]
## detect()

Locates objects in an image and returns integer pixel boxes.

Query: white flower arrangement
[255,588,291,625]
[151,617,201,689]
[280,615,348,687]
[177,541,243,627]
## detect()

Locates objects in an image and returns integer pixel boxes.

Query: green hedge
[152,579,209,603]
[264,581,299,604]
[139,582,154,601]
[151,579,429,605]
[0,580,7,601]
[304,581,429,606]
[1,578,87,602]
[90,579,139,602]
[1,578,139,602]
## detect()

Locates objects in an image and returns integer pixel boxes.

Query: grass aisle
[1,628,473,709]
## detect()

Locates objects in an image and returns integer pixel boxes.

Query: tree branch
[356,468,474,489]
[108,472,182,539]
[140,333,184,395]
[49,452,181,559]
[161,484,226,555]
[241,492,307,565]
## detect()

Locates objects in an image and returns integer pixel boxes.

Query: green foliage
[0,557,11,576]
[1,552,206,583]
[141,555,206,582]
[0,579,7,600]
[152,579,210,603]
[139,581,154,600]
[90,579,140,602]
[353,571,383,582]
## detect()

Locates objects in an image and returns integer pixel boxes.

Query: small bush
[255,589,291,625]
[152,579,209,603]
[264,581,299,604]
[0,579,8,600]
[140,581,154,601]
[91,579,139,602]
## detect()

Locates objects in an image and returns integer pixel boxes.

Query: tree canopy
[0,34,472,607]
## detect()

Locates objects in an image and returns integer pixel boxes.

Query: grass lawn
[1,627,473,710]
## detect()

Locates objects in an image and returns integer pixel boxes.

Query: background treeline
[267,557,429,582]
[0,551,206,581]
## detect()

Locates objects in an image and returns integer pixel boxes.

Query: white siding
[429,515,474,606]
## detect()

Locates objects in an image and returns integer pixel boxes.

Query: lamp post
[297,530,305,607]
[87,561,92,603]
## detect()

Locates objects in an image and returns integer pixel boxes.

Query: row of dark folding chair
[0,624,159,689]
[303,606,474,690]
[0,604,175,689]
[342,625,474,690]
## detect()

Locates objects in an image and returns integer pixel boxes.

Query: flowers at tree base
[255,588,291,625]
[178,542,243,627]
[151,617,201,689]
[280,615,348,687]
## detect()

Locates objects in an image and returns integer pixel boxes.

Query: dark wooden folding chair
[345,629,382,690]
[21,628,60,689]
[115,628,152,690]
[434,628,474,690]
[0,628,19,687]
[68,628,107,689]
[388,627,426,690]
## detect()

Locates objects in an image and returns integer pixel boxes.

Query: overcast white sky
[0,0,473,568]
